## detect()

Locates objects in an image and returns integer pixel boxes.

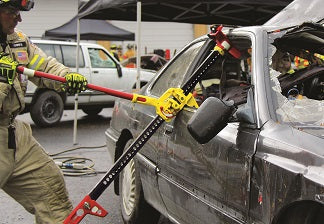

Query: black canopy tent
[43,16,135,41]
[77,0,292,26]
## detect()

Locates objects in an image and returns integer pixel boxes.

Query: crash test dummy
[0,0,88,223]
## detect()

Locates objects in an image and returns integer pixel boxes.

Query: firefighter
[117,44,123,61]
[294,55,309,69]
[0,0,87,223]
[123,43,135,60]
[110,43,120,61]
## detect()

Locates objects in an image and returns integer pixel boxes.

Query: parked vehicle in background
[105,1,324,223]
[24,40,156,127]
[121,54,168,71]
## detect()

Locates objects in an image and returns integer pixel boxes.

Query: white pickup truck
[24,40,156,127]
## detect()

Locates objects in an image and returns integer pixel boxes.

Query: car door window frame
[88,47,116,69]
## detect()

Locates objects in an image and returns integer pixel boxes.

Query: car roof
[31,39,102,48]
[264,0,323,28]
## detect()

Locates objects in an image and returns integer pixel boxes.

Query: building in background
[17,0,203,59]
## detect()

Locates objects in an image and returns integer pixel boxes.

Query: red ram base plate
[63,195,108,224]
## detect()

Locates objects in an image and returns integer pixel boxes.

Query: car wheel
[276,202,324,224]
[30,90,64,127]
[119,139,160,224]
[82,108,103,116]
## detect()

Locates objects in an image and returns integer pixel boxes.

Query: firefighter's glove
[62,73,88,95]
[0,53,18,85]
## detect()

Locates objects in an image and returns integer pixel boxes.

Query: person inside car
[0,0,87,223]
[272,50,295,75]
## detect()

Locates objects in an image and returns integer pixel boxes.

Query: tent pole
[135,1,141,90]
[73,15,80,145]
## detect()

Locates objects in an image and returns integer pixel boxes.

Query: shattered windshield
[267,23,324,138]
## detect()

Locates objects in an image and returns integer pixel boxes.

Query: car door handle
[92,70,99,73]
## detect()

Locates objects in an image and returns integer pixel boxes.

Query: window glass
[88,48,116,68]
[61,45,85,68]
[151,41,205,96]
[268,29,323,137]
[36,43,59,61]
[53,45,63,64]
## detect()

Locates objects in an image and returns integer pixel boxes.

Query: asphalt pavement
[0,109,122,224]
[0,108,172,224]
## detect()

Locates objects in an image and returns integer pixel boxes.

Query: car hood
[122,67,156,82]
[264,0,323,28]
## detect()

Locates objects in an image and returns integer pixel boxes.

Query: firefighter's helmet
[110,44,117,50]
[0,0,34,11]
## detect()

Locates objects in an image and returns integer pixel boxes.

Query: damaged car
[105,0,324,223]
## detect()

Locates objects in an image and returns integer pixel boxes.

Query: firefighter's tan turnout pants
[0,119,73,223]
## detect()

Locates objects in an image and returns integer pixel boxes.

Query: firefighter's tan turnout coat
[0,29,73,223]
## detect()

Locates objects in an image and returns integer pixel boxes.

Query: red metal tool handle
[209,25,241,59]
[16,66,145,102]
[63,195,108,224]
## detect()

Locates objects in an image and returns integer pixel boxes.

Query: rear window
[61,45,85,68]
[36,43,85,68]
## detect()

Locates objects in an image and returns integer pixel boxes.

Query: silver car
[106,2,323,224]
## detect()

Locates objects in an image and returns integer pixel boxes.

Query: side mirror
[187,97,236,144]
[116,63,122,78]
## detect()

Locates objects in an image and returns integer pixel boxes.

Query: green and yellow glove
[0,53,18,85]
[62,73,88,95]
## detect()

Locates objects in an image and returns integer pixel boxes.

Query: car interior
[272,22,324,100]
[193,37,252,107]
[193,23,323,107]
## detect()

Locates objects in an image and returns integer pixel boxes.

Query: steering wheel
[306,76,323,100]
[287,88,300,100]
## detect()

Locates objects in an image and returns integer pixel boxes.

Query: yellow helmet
[110,44,117,50]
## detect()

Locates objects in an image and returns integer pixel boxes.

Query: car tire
[30,90,64,127]
[82,108,103,116]
[276,202,324,224]
[119,139,160,224]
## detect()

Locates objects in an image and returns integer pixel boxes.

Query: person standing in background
[123,43,135,60]
[117,44,123,61]
[110,44,120,62]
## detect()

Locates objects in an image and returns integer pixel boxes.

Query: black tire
[82,107,103,116]
[276,202,324,224]
[30,90,64,127]
[119,139,160,224]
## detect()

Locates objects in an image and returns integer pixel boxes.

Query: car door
[87,47,122,103]
[156,34,259,224]
[131,38,207,215]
